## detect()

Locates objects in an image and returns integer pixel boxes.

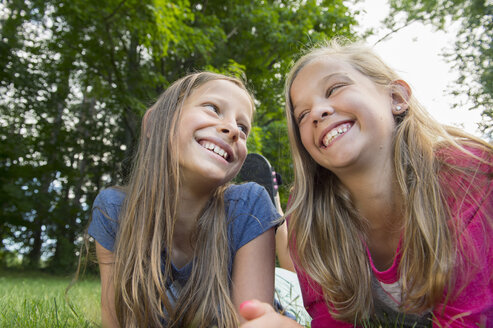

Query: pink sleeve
[432,212,493,327]
[433,152,493,327]
[296,267,353,328]
[431,211,493,327]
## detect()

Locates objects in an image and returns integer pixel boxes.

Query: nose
[218,121,239,141]
[312,104,334,125]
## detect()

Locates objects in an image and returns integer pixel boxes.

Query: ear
[390,80,411,115]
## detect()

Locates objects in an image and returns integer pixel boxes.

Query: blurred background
[1,0,491,273]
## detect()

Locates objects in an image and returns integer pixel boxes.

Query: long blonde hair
[284,39,493,323]
[113,72,254,327]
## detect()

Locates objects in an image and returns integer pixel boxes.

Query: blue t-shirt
[88,182,279,290]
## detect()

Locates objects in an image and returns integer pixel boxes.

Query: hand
[239,300,303,328]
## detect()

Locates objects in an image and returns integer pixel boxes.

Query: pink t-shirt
[292,147,493,327]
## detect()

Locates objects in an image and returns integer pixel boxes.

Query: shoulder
[93,187,126,209]
[91,188,125,230]
[225,182,278,218]
[437,144,493,173]
[437,145,493,205]
[225,182,279,250]
[89,188,125,252]
[225,182,268,201]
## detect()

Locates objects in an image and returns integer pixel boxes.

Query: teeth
[201,141,229,160]
[322,123,351,147]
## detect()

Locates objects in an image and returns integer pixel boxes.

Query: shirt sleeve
[433,149,493,327]
[227,182,280,252]
[432,210,493,328]
[432,199,493,326]
[87,188,122,252]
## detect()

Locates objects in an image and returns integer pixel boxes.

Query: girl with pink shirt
[239,39,493,327]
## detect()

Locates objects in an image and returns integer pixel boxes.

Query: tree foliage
[0,0,356,270]
[386,0,493,137]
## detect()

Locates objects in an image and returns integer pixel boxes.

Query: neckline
[171,260,192,272]
[365,236,403,284]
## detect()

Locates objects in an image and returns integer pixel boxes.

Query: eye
[325,83,345,98]
[237,124,249,137]
[296,110,309,124]
[204,103,219,113]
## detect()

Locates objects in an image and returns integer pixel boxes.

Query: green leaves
[0,0,356,269]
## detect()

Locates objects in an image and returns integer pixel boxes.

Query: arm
[273,193,296,272]
[431,216,493,327]
[239,270,353,328]
[275,220,296,272]
[431,232,493,327]
[232,228,276,324]
[95,241,119,328]
[432,161,493,327]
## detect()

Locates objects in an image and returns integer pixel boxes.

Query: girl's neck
[337,166,405,271]
[337,163,404,231]
[171,186,213,268]
[176,186,212,233]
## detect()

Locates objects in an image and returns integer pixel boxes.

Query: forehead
[290,56,367,107]
[188,79,253,117]
[292,56,356,88]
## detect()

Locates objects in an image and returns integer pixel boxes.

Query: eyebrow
[202,94,253,124]
[292,72,350,112]
[321,72,349,84]
[199,95,226,105]
[290,72,351,107]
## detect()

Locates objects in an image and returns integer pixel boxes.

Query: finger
[239,299,275,321]
[240,310,299,328]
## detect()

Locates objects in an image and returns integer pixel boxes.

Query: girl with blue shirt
[89,72,279,327]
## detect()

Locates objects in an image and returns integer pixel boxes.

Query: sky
[352,0,484,137]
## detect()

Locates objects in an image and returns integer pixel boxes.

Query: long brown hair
[284,39,493,323]
[113,72,254,327]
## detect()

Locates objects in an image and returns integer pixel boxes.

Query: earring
[396,105,402,111]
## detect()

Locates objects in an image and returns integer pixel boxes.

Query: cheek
[237,141,248,162]
[371,109,396,136]
[299,127,313,151]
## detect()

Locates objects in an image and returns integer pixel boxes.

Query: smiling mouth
[199,141,231,161]
[322,122,353,147]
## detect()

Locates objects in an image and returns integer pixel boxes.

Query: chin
[203,172,235,189]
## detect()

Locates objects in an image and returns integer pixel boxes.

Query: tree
[0,0,357,270]
[1,0,197,270]
[386,0,493,138]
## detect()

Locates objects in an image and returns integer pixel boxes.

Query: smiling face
[177,79,253,191]
[290,56,396,175]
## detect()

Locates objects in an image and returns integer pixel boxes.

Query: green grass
[0,269,101,327]
[0,269,439,328]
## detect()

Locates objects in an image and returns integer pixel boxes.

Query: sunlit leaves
[388,0,492,138]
